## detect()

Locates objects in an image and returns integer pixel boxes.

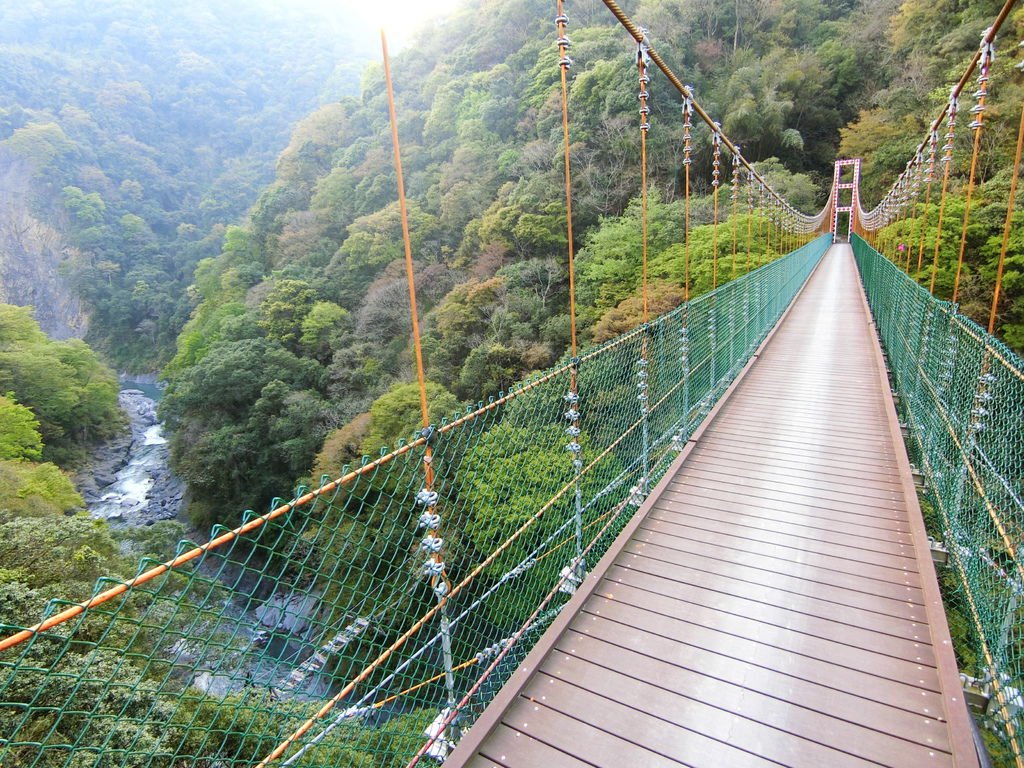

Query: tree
[360,381,462,456]
[0,305,122,464]
[300,301,350,362]
[0,395,43,461]
[257,279,318,352]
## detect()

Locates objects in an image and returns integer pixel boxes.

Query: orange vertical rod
[639,46,650,321]
[931,92,958,295]
[916,130,939,280]
[682,95,692,301]
[384,31,430,436]
[731,152,740,280]
[557,1,577,358]
[954,41,992,303]
[711,128,721,288]
[989,98,1024,333]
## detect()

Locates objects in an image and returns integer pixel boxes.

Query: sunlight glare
[309,0,464,47]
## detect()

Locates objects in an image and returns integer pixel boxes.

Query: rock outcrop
[0,154,88,340]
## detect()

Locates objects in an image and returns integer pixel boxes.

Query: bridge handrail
[853,234,1024,766]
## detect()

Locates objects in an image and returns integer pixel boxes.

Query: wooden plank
[633,521,920,585]
[626,529,925,603]
[679,459,907,502]
[692,440,902,476]
[619,539,925,619]
[647,496,913,547]
[648,498,914,558]
[517,674,786,767]
[494,701,682,768]
[605,557,925,639]
[663,480,908,525]
[685,449,906,490]
[699,430,899,465]
[545,635,953,763]
[592,570,936,665]
[477,724,595,768]
[667,472,906,516]
[562,613,947,720]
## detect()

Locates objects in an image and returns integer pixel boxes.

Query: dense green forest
[0,0,375,368]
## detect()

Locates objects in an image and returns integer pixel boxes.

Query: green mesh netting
[853,234,1024,765]
[0,235,828,768]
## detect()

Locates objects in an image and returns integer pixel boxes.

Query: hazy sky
[315,0,465,47]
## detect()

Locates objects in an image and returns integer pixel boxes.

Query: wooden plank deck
[445,245,979,768]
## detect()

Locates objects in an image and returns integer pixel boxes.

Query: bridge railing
[0,236,828,768]
[854,234,1024,765]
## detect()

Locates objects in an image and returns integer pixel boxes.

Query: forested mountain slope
[159,0,1017,527]
[0,0,375,368]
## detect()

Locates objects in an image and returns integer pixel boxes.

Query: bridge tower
[831,158,861,243]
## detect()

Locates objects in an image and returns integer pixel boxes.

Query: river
[80,385,185,526]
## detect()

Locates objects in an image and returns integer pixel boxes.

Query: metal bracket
[929,537,949,567]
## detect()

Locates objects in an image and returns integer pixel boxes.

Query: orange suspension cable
[903,165,918,273]
[711,126,721,288]
[931,90,959,295]
[682,93,693,300]
[557,1,577,359]
[990,96,1024,333]
[746,171,754,273]
[953,35,994,303]
[731,150,740,280]
[383,27,456,720]
[384,31,429,434]
[916,129,939,280]
[639,39,651,321]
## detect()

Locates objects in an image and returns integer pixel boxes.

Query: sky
[313,0,465,48]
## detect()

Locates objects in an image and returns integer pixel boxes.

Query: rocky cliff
[0,155,88,340]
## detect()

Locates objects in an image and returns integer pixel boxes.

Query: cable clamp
[420,536,444,553]
[416,489,439,507]
[418,512,441,529]
[423,560,446,577]
[423,709,455,762]
[636,28,652,68]
[980,31,995,67]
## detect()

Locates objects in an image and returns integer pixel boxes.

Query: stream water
[78,383,341,700]
[81,386,185,527]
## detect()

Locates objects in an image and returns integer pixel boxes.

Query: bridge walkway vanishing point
[445,244,980,768]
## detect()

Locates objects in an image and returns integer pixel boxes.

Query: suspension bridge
[1,1,1023,767]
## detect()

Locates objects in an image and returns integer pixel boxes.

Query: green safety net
[0,235,828,768]
[853,234,1024,765]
